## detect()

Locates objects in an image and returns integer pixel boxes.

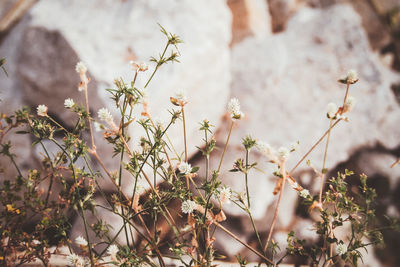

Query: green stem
[217,121,234,173]
[144,42,169,88]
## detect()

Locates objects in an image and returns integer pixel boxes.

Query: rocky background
[0,0,400,266]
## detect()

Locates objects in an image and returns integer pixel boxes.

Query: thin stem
[83,80,95,150]
[181,106,188,163]
[264,161,287,252]
[245,149,250,208]
[144,42,169,88]
[46,116,70,134]
[214,222,273,265]
[319,119,333,204]
[288,119,341,176]
[217,121,234,173]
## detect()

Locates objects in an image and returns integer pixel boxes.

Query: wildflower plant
[0,26,398,267]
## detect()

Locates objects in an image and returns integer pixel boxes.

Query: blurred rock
[209,2,400,240]
[228,0,271,44]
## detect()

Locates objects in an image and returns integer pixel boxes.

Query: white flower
[64,98,75,109]
[299,189,310,198]
[337,242,347,255]
[97,108,113,122]
[32,240,41,245]
[256,141,272,155]
[175,89,187,103]
[227,98,244,120]
[94,122,102,132]
[218,186,232,204]
[346,69,358,83]
[130,61,148,72]
[75,235,88,247]
[37,105,48,116]
[67,253,85,266]
[107,244,119,256]
[181,199,197,214]
[278,146,290,161]
[327,102,338,119]
[75,61,87,74]
[343,96,356,113]
[178,162,192,175]
[290,141,299,151]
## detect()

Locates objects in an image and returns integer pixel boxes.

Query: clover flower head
[337,242,347,255]
[299,189,310,198]
[327,102,338,119]
[227,98,244,120]
[218,186,232,204]
[75,235,88,247]
[130,61,148,72]
[256,141,272,156]
[178,161,192,175]
[64,98,75,109]
[346,69,358,83]
[107,244,119,256]
[181,199,197,214]
[278,146,290,161]
[37,105,48,117]
[98,108,113,122]
[343,96,356,113]
[67,253,85,266]
[75,61,87,74]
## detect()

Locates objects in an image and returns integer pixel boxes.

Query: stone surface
[207,3,400,249]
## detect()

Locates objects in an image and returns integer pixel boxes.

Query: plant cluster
[0,26,398,267]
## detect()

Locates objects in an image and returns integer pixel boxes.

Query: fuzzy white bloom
[64,98,75,109]
[135,183,145,194]
[344,96,356,113]
[290,142,299,151]
[337,242,347,255]
[107,244,119,256]
[218,186,232,204]
[75,235,88,247]
[94,122,102,132]
[278,146,290,161]
[178,162,192,175]
[67,253,85,266]
[37,105,48,116]
[181,199,197,214]
[130,61,148,72]
[227,98,244,120]
[327,102,338,119]
[174,89,187,103]
[346,69,358,83]
[299,189,310,198]
[97,108,113,122]
[75,61,87,74]
[256,141,272,155]
[32,240,41,245]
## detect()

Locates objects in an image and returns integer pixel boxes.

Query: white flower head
[130,61,148,72]
[75,61,87,74]
[290,141,299,152]
[67,253,85,266]
[178,162,192,175]
[218,186,232,204]
[227,98,244,120]
[181,199,197,214]
[346,69,358,83]
[343,96,356,113]
[299,189,310,198]
[64,98,75,109]
[337,242,347,256]
[256,141,272,155]
[94,122,103,132]
[32,240,41,245]
[278,146,290,161]
[97,108,113,123]
[175,89,187,103]
[107,244,119,256]
[327,102,338,119]
[75,235,88,247]
[37,105,48,117]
